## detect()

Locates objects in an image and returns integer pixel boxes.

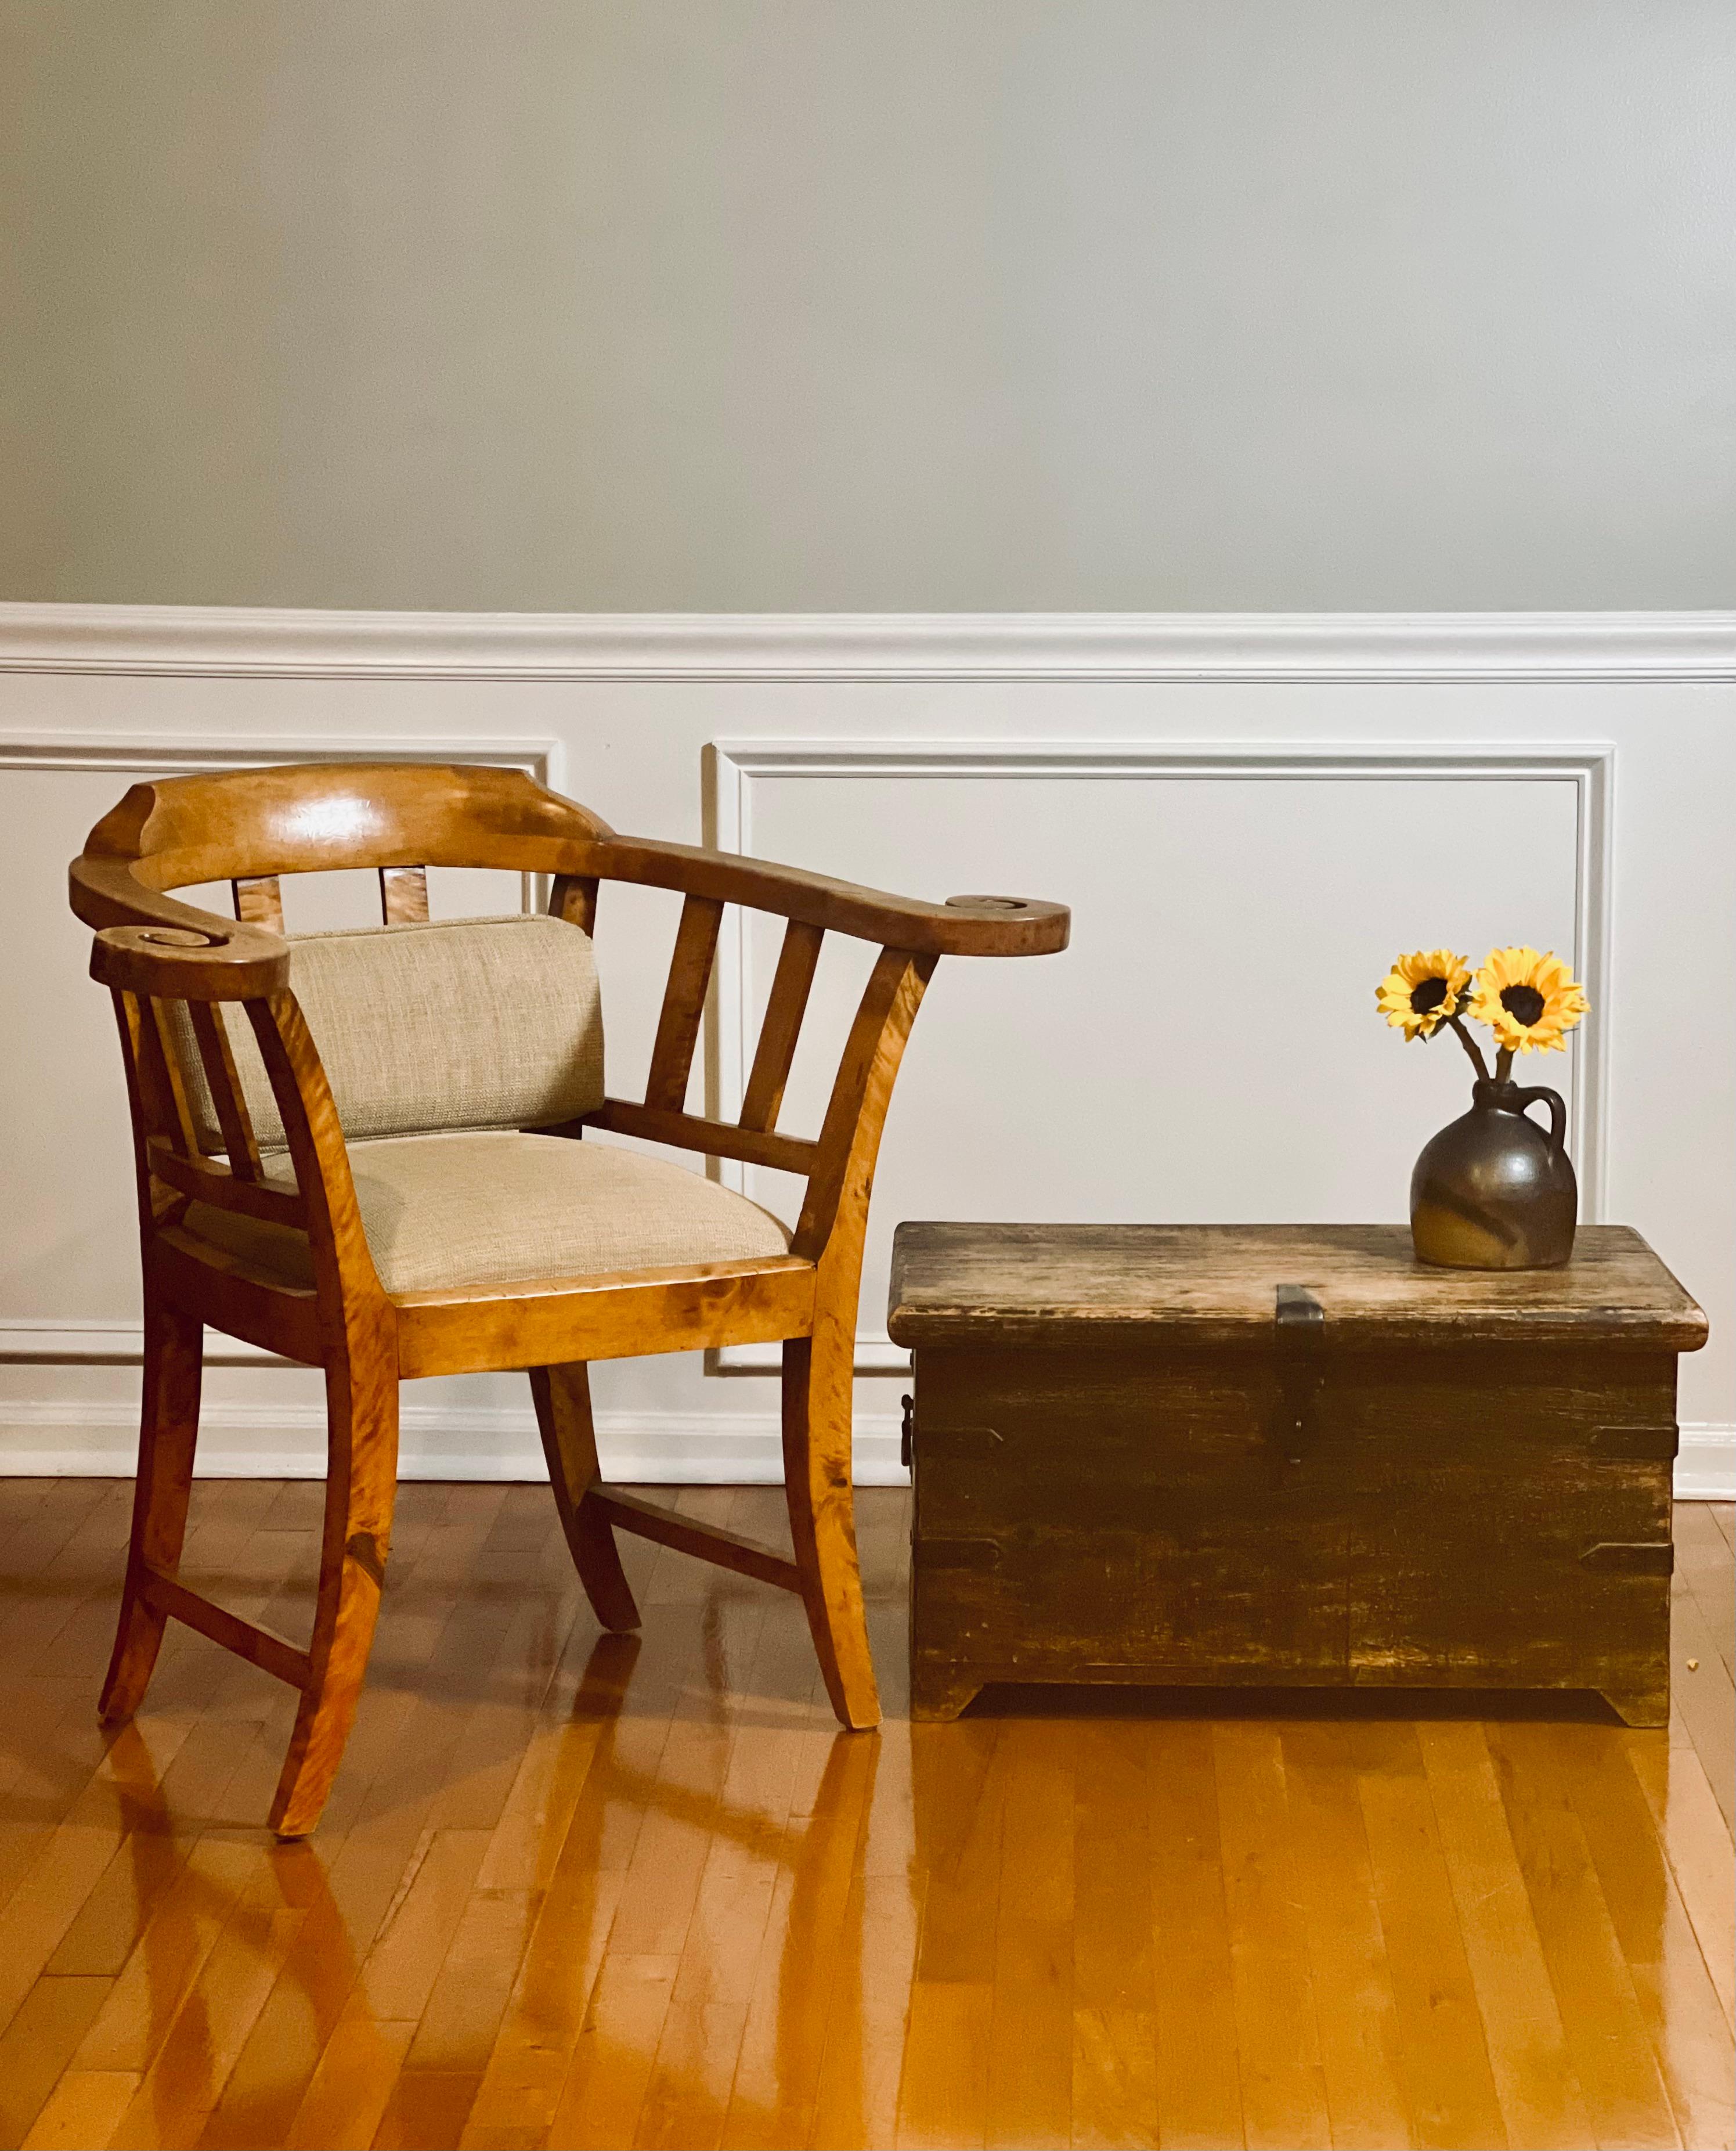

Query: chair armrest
[74,853,288,1000]
[582,834,1069,956]
[88,922,289,1002]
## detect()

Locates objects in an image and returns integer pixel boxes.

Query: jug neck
[1472,1078,1526,1112]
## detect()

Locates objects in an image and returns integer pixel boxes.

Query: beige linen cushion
[170,914,604,1152]
[183,1130,793,1296]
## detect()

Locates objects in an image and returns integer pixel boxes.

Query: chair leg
[99,1303,203,1723]
[529,1363,640,1631]
[782,1331,880,1730]
[268,1354,400,1839]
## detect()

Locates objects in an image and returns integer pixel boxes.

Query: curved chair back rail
[70,759,1069,1835]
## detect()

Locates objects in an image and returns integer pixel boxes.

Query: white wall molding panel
[2,606,1730,1494]
[708,740,1616,1370]
[1,605,1731,683]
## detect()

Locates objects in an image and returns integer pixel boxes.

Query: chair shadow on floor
[84,1627,886,2150]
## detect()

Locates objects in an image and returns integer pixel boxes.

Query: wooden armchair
[68,762,1067,1835]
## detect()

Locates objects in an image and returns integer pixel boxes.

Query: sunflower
[1376,949,1471,1040]
[1469,945,1588,1055]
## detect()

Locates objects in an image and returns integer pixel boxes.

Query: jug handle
[1513,1084,1567,1156]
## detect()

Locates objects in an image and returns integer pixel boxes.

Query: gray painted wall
[3,1,1731,610]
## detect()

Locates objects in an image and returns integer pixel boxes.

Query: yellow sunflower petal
[1467,943,1589,1054]
[1378,949,1470,1040]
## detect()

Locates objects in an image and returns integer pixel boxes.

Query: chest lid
[886,1223,1706,1353]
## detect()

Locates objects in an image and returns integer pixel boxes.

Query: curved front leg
[268,1345,399,1838]
[782,1328,879,1730]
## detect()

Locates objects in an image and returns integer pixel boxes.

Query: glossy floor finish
[0,1481,1730,2151]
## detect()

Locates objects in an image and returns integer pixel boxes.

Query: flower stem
[1495,1046,1514,1084]
[1444,1013,1490,1082]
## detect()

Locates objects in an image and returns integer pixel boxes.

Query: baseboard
[0,1403,911,1486]
[1,1401,1726,1497]
[1674,1425,1736,1501]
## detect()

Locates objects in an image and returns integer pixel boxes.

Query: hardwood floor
[0,1478,1728,2151]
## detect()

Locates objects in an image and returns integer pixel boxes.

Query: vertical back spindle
[187,1002,264,1179]
[741,920,825,1133]
[233,876,285,932]
[549,874,600,935]
[135,999,201,1158]
[378,866,430,924]
[644,895,724,1113]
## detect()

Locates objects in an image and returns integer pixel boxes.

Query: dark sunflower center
[1500,984,1546,1026]
[1409,977,1449,1015]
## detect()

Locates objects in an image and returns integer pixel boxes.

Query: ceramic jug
[1410,1078,1576,1269]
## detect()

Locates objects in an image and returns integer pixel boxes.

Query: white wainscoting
[1,606,1730,1496]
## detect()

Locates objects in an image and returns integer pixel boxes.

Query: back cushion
[171,913,605,1152]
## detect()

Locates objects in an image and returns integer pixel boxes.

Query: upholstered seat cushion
[184,1130,793,1297]
[170,913,605,1152]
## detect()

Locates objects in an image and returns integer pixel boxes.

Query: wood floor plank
[18,2068,139,2151]
[1416,1721,1590,2151]
[196,1493,510,2151]
[0,1484,1726,2151]
[454,1855,624,2151]
[809,1866,923,2151]
[1213,1721,1330,2151]
[1669,1576,1735,1832]
[458,1615,709,2150]
[1070,1724,1157,2151]
[1145,1720,1243,2151]
[896,1977,992,2151]
[105,1869,310,2150]
[1676,1503,1736,1683]
[282,2005,417,2151]
[369,2069,483,2151]
[65,1834,269,2080]
[1623,1735,1736,2036]
[0,1975,112,2151]
[984,1721,1074,2151]
[1279,1723,1414,2151]
[1547,1723,1735,2151]
[0,1715,200,2049]
[632,1612,786,2151]
[717,1691,877,2150]
[1354,1723,1508,2151]
[1071,2006,1158,2151]
[1488,1722,1683,2150]
[544,1951,680,2151]
[398,1883,538,2083]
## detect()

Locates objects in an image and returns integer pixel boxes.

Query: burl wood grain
[70,761,1069,1831]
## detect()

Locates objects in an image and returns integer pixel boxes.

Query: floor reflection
[1,1480,1727,2151]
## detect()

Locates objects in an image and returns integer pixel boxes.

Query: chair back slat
[135,997,201,1158]
[186,1002,265,1179]
[549,873,599,935]
[233,875,285,932]
[378,864,430,924]
[644,895,724,1113]
[741,920,824,1134]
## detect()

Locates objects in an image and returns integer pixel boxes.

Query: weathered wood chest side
[890,1223,1704,1727]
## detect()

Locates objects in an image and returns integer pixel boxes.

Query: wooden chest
[887,1223,1706,1725]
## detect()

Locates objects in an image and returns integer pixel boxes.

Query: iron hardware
[1589,1425,1680,1462]
[1579,1540,1674,1575]
[1271,1282,1325,1465]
